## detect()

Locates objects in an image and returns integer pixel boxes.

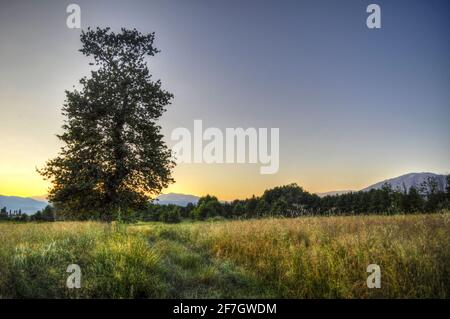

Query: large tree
[40,27,175,221]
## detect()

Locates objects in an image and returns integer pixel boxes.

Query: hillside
[3,172,448,210]
[0,195,47,214]
[317,172,448,197]
[155,193,199,206]
[361,172,448,192]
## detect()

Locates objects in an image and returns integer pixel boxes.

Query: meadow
[0,213,449,298]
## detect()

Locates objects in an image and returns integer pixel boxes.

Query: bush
[160,206,181,223]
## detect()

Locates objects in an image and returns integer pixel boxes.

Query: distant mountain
[317,172,448,197]
[0,192,200,212]
[154,193,200,206]
[30,195,49,202]
[3,173,447,211]
[361,172,448,193]
[316,190,354,197]
[0,195,48,215]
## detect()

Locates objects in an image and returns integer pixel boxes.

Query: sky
[0,0,449,200]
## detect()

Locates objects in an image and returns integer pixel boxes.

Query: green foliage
[0,207,8,220]
[0,207,29,222]
[193,195,224,220]
[320,178,447,215]
[113,208,137,223]
[30,205,56,222]
[8,178,450,224]
[141,178,450,223]
[39,27,174,221]
[159,206,181,224]
[261,183,320,216]
[401,186,424,213]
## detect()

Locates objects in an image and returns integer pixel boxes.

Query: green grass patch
[0,213,449,298]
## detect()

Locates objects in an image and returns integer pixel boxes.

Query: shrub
[160,206,181,223]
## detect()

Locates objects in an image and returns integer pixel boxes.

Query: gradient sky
[0,0,449,200]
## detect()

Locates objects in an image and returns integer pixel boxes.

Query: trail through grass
[0,213,449,298]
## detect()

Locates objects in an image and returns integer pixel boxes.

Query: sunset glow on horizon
[1,0,449,201]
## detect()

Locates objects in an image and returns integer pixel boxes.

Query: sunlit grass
[180,213,450,298]
[0,212,449,298]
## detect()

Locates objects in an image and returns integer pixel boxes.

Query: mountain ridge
[318,172,448,197]
[0,195,48,215]
[2,172,448,211]
[154,193,200,206]
[360,172,447,192]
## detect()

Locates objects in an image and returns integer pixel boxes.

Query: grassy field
[0,213,449,298]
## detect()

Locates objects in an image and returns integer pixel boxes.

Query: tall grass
[184,213,450,298]
[0,212,449,298]
[0,222,163,298]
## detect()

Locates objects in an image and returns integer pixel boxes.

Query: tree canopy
[40,27,175,221]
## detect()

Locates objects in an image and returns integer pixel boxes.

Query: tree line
[30,27,450,223]
[0,205,55,222]
[136,175,450,223]
[2,175,448,223]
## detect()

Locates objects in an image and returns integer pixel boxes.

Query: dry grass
[1,213,449,298]
[145,213,450,298]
